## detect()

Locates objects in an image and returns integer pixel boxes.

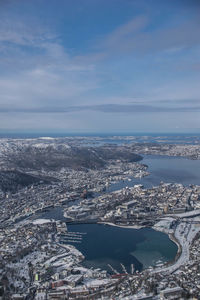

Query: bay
[34,154,200,273]
[66,224,178,273]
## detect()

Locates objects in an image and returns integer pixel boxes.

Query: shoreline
[152,227,182,270]
[99,220,192,274]
[152,216,200,274]
[98,221,144,230]
[99,221,180,270]
[31,214,199,276]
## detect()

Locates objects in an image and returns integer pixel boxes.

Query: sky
[0,0,200,134]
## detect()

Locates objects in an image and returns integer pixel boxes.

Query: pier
[59,231,87,244]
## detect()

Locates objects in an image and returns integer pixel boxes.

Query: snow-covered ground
[153,215,200,274]
[32,218,52,225]
[100,222,143,229]
[171,209,200,218]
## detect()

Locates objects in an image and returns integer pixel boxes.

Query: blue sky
[0,0,200,133]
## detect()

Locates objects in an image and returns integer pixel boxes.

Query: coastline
[168,232,182,264]
[99,221,180,270]
[152,227,182,270]
[30,212,200,276]
[98,221,143,230]
[152,215,200,274]
[99,220,189,273]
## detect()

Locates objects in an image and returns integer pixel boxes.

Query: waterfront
[66,224,178,273]
[142,155,200,186]
[2,137,200,298]
[33,209,179,273]
[107,154,200,191]
[34,207,179,274]
[32,154,200,274]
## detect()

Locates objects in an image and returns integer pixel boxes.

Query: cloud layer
[0,0,200,133]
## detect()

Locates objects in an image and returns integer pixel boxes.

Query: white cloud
[93,13,200,57]
[0,16,99,115]
[0,2,200,132]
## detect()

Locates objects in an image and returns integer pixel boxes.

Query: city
[0,137,200,299]
[1,0,200,299]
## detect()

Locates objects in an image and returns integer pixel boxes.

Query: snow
[153,216,200,274]
[101,222,142,229]
[172,209,200,218]
[59,243,84,258]
[32,143,50,149]
[32,142,71,149]
[35,292,46,300]
[153,217,174,234]
[32,219,52,225]
[85,278,112,288]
